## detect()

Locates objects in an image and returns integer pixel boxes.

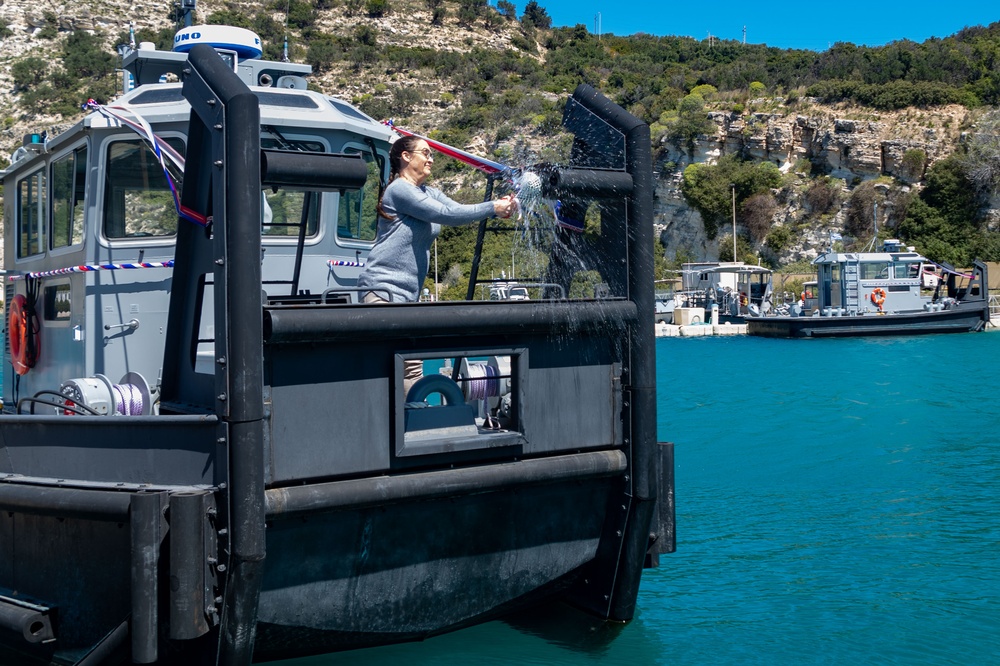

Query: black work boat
[0,25,673,665]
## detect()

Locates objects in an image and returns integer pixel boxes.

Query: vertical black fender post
[180,44,265,666]
[169,491,212,641]
[130,491,167,663]
[614,82,659,621]
[466,175,496,300]
[567,84,661,621]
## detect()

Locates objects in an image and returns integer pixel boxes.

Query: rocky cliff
[653,103,978,263]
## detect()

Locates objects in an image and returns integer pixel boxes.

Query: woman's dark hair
[377,135,424,219]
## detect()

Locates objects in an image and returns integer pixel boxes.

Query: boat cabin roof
[812,249,929,266]
[812,239,931,268]
[4,41,393,175]
[701,263,772,276]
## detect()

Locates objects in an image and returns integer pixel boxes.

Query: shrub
[804,177,839,214]
[690,84,717,99]
[765,225,792,253]
[286,0,317,29]
[63,31,116,79]
[845,180,883,238]
[393,86,424,117]
[900,148,926,182]
[741,192,777,242]
[521,0,551,29]
[12,57,48,89]
[37,12,59,39]
[681,155,782,240]
[356,94,392,120]
[497,0,516,20]
[306,35,340,71]
[366,0,390,17]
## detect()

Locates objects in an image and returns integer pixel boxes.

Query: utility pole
[595,12,601,40]
[731,184,737,262]
[742,25,746,44]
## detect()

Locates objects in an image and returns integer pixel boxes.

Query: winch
[58,372,154,416]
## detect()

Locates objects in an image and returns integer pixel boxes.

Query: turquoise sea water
[282,333,1000,665]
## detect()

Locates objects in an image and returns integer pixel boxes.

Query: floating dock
[655,322,747,337]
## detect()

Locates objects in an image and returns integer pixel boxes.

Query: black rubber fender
[405,374,466,405]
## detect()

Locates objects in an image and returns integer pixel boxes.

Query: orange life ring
[871,287,886,309]
[8,293,40,375]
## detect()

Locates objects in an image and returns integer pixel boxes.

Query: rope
[112,382,144,416]
[463,362,501,401]
[7,260,174,282]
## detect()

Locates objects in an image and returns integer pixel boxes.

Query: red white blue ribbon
[383,120,512,176]
[7,261,175,282]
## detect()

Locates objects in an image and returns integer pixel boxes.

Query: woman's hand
[493,194,518,219]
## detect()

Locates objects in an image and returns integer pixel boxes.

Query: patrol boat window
[17,168,46,259]
[260,134,326,239]
[895,261,921,280]
[51,145,88,249]
[263,190,319,237]
[103,138,186,239]
[337,149,380,243]
[860,262,890,280]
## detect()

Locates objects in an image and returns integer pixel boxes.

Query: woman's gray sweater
[357,179,495,303]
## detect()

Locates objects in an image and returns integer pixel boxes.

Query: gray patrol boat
[747,239,989,338]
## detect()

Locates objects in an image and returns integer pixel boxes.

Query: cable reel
[456,356,512,421]
[58,372,154,416]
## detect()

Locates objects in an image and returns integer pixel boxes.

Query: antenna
[742,25,746,44]
[594,12,601,41]
[282,0,290,62]
[178,0,196,28]
[864,202,879,252]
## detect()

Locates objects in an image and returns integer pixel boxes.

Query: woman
[358,135,517,304]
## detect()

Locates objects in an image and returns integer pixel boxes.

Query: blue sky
[532,0,999,52]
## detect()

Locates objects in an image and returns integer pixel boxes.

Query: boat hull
[746,304,989,338]
[254,475,611,659]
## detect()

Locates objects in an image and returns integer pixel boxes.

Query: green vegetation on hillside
[10,1,1000,275]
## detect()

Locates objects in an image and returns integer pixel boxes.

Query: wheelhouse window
[860,262,889,280]
[260,134,325,239]
[262,189,320,237]
[17,169,46,259]
[895,261,921,280]
[103,138,185,239]
[337,149,381,243]
[51,145,88,249]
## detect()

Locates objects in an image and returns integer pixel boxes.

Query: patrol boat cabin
[0,25,672,666]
